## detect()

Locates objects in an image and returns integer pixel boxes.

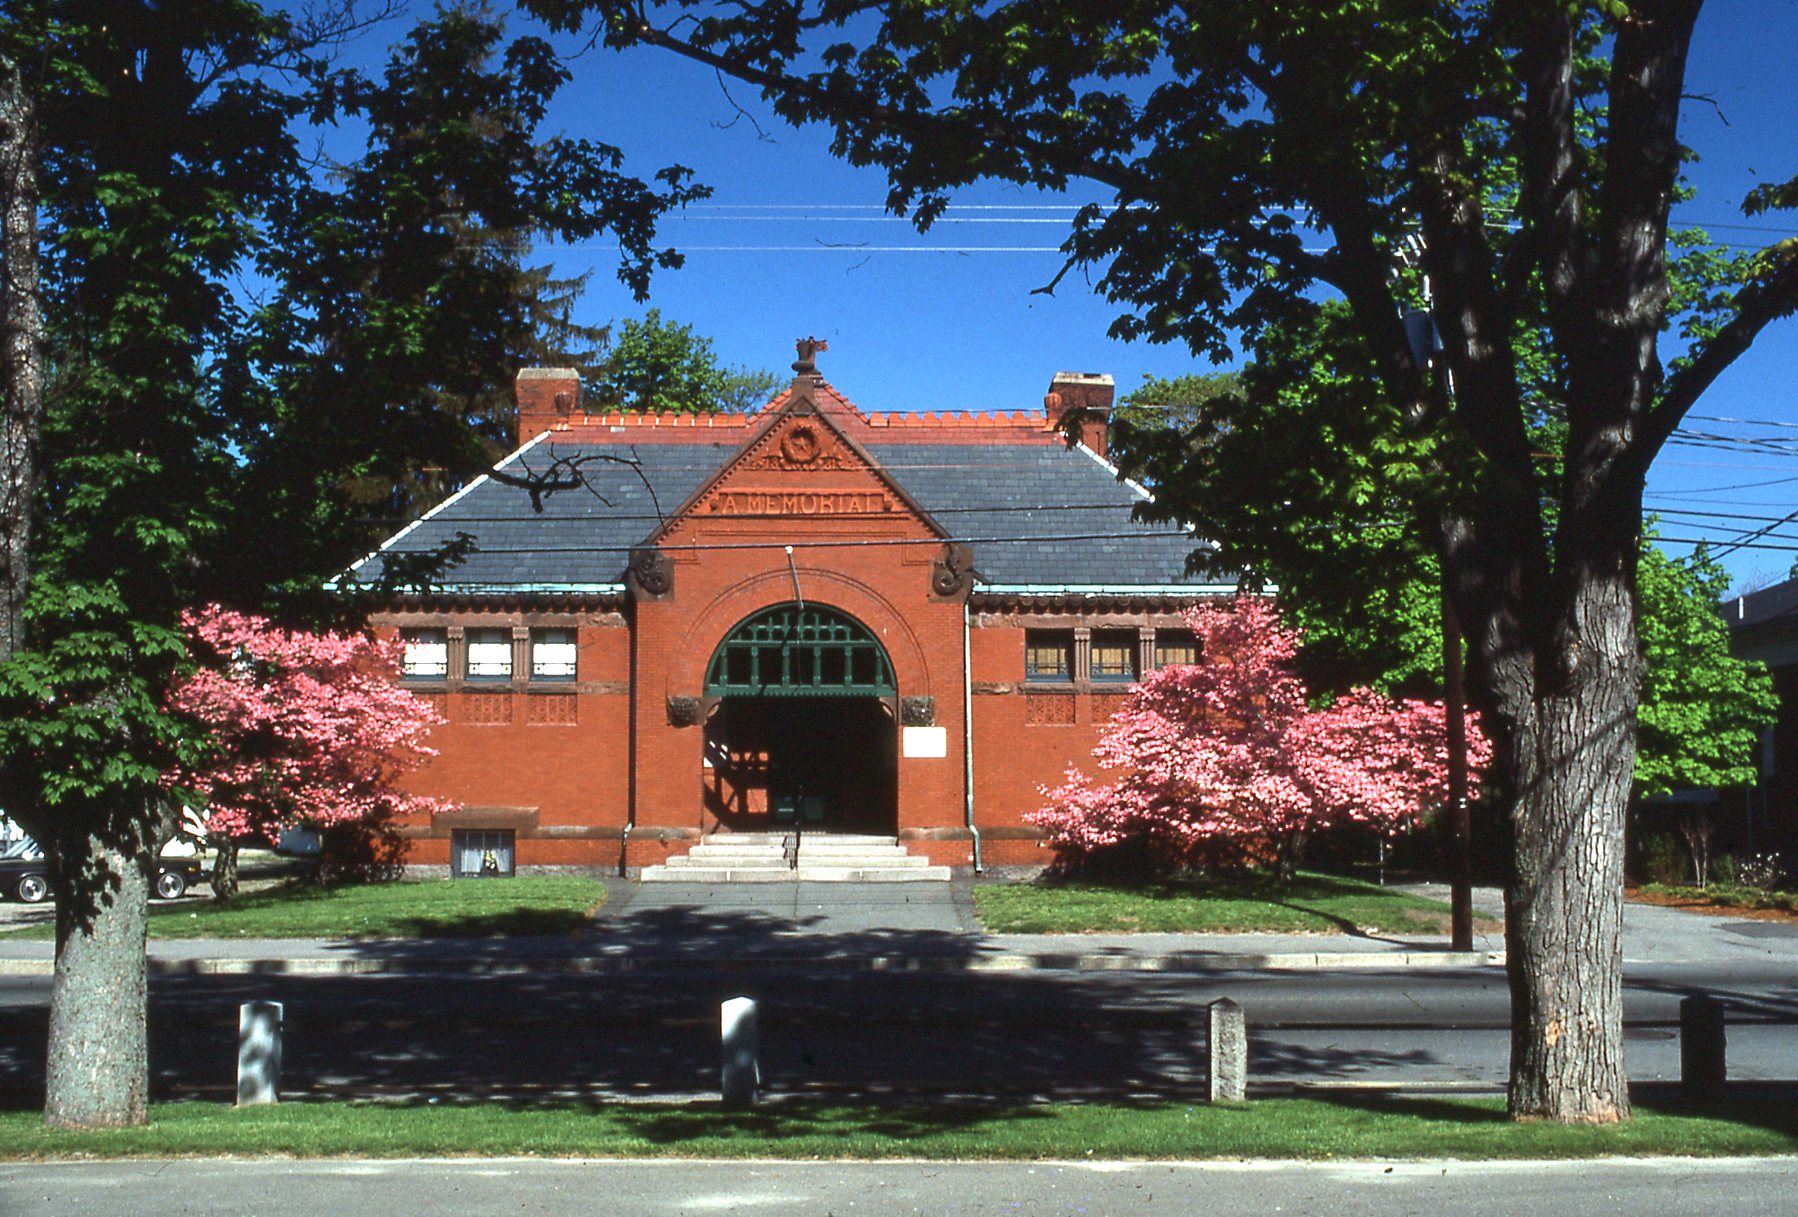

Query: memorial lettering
[706,489,892,516]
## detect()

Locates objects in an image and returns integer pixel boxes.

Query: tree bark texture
[45,825,151,1127]
[0,48,43,664]
[1485,551,1638,1122]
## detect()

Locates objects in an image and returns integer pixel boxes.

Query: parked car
[0,839,205,903]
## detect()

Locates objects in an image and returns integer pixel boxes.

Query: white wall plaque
[902,726,948,758]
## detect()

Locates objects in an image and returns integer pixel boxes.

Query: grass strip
[975,872,1488,935]
[0,877,607,941]
[1,1096,1793,1160]
[1640,882,1798,915]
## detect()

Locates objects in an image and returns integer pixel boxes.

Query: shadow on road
[0,932,1488,1112]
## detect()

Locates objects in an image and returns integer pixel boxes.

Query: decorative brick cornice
[969,591,1221,613]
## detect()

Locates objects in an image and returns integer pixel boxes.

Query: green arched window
[705,604,896,697]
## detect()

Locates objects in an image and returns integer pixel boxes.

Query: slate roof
[1725,575,1798,636]
[346,429,1226,595]
[866,442,1211,589]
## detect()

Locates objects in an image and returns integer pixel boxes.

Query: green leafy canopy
[591,308,782,413]
[0,0,708,832]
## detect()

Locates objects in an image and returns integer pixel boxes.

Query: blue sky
[365,4,1798,592]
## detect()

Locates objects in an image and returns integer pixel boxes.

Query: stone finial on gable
[793,336,828,374]
[788,337,829,409]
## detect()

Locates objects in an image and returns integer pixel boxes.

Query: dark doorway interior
[703,697,898,834]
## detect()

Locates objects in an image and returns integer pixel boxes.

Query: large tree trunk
[0,45,154,1134]
[1489,558,1638,1122]
[45,814,152,1128]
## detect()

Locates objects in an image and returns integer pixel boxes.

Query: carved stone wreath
[780,423,822,466]
[744,419,853,471]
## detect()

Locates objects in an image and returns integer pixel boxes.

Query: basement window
[465,628,513,680]
[400,629,448,680]
[450,829,516,879]
[531,628,578,681]
[1024,631,1073,682]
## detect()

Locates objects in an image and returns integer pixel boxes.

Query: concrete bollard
[1208,997,1247,1103]
[1681,993,1727,1107]
[721,996,760,1109]
[237,1000,284,1107]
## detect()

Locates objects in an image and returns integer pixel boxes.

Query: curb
[0,949,1504,978]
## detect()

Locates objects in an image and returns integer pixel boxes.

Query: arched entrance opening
[701,603,899,834]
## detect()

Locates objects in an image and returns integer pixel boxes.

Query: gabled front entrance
[701,604,899,834]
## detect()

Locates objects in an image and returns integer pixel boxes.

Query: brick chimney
[515,367,582,446]
[1044,372,1114,458]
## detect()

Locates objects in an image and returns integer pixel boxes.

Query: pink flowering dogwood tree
[166,606,451,896]
[1031,597,1490,878]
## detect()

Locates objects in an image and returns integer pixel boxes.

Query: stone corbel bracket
[900,695,936,727]
[628,546,674,599]
[930,541,976,599]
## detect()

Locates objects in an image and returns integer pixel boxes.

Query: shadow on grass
[1315,1083,1798,1141]
[1305,1089,1511,1124]
[381,910,595,939]
[1629,1085,1798,1140]
[601,1100,1062,1146]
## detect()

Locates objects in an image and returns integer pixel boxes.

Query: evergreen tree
[0,0,701,1127]
[238,7,702,588]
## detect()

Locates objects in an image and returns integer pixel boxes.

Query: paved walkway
[11,1157,1798,1217]
[1,875,1788,976]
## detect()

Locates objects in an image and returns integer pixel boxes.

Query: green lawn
[1,1096,1792,1160]
[0,877,607,940]
[975,872,1490,935]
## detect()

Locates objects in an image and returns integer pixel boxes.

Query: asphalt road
[4,1158,1797,1217]
[2,958,1794,1103]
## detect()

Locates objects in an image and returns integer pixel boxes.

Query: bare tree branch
[1640,240,1798,462]
[710,67,774,140]
[490,447,666,526]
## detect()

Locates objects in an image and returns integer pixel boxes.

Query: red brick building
[351,348,1232,874]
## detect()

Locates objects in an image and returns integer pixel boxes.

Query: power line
[1685,413,1798,431]
[361,501,1162,528]
[1704,506,1798,560]
[382,528,1200,557]
[670,215,1084,225]
[368,494,1798,542]
[1646,507,1798,525]
[676,202,1798,235]
[1646,473,1798,496]
[372,529,1798,564]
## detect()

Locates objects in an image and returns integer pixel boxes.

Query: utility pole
[1444,597,1473,950]
[1401,232,1474,951]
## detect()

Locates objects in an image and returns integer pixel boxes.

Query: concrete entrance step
[667,852,932,867]
[685,833,898,846]
[638,833,951,883]
[641,865,953,882]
